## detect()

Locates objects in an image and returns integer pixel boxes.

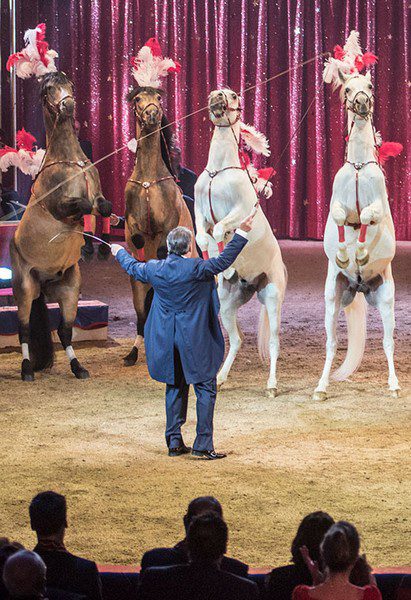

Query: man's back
[33,547,102,600]
[139,563,259,600]
[141,543,248,578]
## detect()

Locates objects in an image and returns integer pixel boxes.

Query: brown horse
[10,71,111,381]
[123,86,196,366]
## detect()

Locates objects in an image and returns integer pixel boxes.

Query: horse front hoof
[356,250,369,266]
[97,243,111,261]
[390,389,400,399]
[216,378,225,391]
[312,391,327,401]
[123,347,138,367]
[266,387,278,398]
[336,255,349,269]
[70,358,90,379]
[21,359,34,382]
[81,241,94,262]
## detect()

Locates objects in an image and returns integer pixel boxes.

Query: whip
[49,229,112,247]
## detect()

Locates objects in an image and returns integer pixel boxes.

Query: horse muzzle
[209,93,227,119]
[59,96,75,117]
[142,107,161,126]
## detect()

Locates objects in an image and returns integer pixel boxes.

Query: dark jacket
[116,232,248,384]
[265,563,312,600]
[141,541,248,578]
[176,166,197,200]
[33,547,102,600]
[139,563,259,600]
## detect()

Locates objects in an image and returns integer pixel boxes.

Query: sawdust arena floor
[0,241,410,569]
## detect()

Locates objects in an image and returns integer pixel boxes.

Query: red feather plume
[257,167,276,180]
[0,145,18,157]
[362,52,378,67]
[16,128,36,151]
[333,45,345,60]
[145,37,163,58]
[378,142,403,165]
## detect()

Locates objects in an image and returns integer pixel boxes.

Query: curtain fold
[9,0,410,239]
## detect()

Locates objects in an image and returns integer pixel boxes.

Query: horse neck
[207,123,241,170]
[43,113,86,162]
[132,123,170,179]
[346,113,376,164]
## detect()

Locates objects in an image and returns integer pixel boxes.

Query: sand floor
[0,241,409,569]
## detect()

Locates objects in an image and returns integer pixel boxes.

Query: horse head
[339,70,374,120]
[128,86,164,130]
[40,71,75,120]
[208,88,242,127]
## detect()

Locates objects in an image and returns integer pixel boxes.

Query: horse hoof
[356,250,369,266]
[81,245,94,262]
[216,380,225,391]
[266,387,278,398]
[21,358,34,382]
[70,358,90,379]
[390,389,400,398]
[336,256,349,269]
[123,347,138,367]
[312,391,327,401]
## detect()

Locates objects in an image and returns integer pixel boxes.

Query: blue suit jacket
[116,233,248,384]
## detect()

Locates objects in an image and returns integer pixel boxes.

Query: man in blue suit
[111,215,253,460]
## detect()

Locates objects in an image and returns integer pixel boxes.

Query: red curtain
[11,0,410,239]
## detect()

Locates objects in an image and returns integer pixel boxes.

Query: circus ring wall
[0,240,409,568]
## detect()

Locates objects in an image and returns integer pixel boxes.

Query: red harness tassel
[358,224,368,243]
[102,217,110,234]
[338,225,345,243]
[83,214,93,231]
[217,241,225,253]
[202,250,210,260]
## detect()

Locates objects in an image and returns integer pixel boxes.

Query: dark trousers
[165,348,217,452]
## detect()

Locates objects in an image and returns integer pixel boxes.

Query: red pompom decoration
[333,45,345,60]
[16,128,36,151]
[257,167,276,180]
[362,52,378,67]
[378,142,403,165]
[145,37,163,58]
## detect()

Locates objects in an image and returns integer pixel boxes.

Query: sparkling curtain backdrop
[9,0,410,239]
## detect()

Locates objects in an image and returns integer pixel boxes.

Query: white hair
[166,226,192,256]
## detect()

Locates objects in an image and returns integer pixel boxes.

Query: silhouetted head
[291,511,335,568]
[187,512,228,565]
[29,491,67,538]
[183,496,223,534]
[208,88,241,127]
[40,71,75,119]
[3,550,46,599]
[127,86,164,129]
[321,521,360,573]
[339,71,374,118]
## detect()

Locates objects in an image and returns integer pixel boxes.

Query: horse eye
[368,84,373,90]
[157,94,162,101]
[232,93,237,99]
[345,87,350,93]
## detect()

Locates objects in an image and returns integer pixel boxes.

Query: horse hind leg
[50,265,89,379]
[217,278,254,389]
[257,281,283,397]
[124,279,151,366]
[374,277,400,397]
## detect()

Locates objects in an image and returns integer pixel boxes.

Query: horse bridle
[344,88,374,120]
[209,91,242,128]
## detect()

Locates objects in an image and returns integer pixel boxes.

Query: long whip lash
[49,229,112,246]
[1,51,329,222]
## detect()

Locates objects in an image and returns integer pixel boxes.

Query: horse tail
[29,293,54,371]
[333,292,367,381]
[257,305,270,362]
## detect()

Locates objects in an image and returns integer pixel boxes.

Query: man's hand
[111,244,123,257]
[300,546,325,585]
[239,209,257,232]
[110,213,121,226]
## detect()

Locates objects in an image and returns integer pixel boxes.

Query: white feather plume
[131,45,179,88]
[0,148,45,178]
[322,30,362,88]
[7,24,57,79]
[240,123,271,157]
[344,30,363,57]
[127,138,138,153]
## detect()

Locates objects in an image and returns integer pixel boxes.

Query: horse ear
[338,69,347,84]
[365,71,372,81]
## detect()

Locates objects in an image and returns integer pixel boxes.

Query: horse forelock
[126,86,165,103]
[40,71,74,96]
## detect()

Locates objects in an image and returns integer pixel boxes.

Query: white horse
[194,89,287,396]
[313,70,400,400]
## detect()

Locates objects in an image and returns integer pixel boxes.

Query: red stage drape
[9,0,410,239]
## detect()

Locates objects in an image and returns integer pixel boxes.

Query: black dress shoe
[168,444,191,457]
[191,449,227,460]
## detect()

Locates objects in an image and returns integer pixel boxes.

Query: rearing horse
[123,86,197,366]
[10,71,111,381]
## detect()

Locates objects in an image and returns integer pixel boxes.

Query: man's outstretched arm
[111,245,149,283]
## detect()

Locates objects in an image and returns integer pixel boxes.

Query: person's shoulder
[143,563,187,580]
[65,551,98,572]
[363,585,382,600]
[181,166,197,178]
[292,584,311,599]
[141,546,179,567]
[221,555,248,576]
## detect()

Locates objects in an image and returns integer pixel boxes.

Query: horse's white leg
[217,277,253,388]
[257,283,282,397]
[374,276,400,397]
[331,200,349,268]
[313,266,343,400]
[356,200,383,266]
[194,203,212,259]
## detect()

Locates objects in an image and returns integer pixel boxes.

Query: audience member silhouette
[139,512,259,600]
[141,496,248,577]
[29,492,102,600]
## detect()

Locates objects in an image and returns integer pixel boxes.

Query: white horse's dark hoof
[70,358,90,379]
[266,387,278,398]
[312,391,327,401]
[390,389,400,398]
[123,346,138,367]
[336,255,349,269]
[21,359,34,382]
[356,251,369,266]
